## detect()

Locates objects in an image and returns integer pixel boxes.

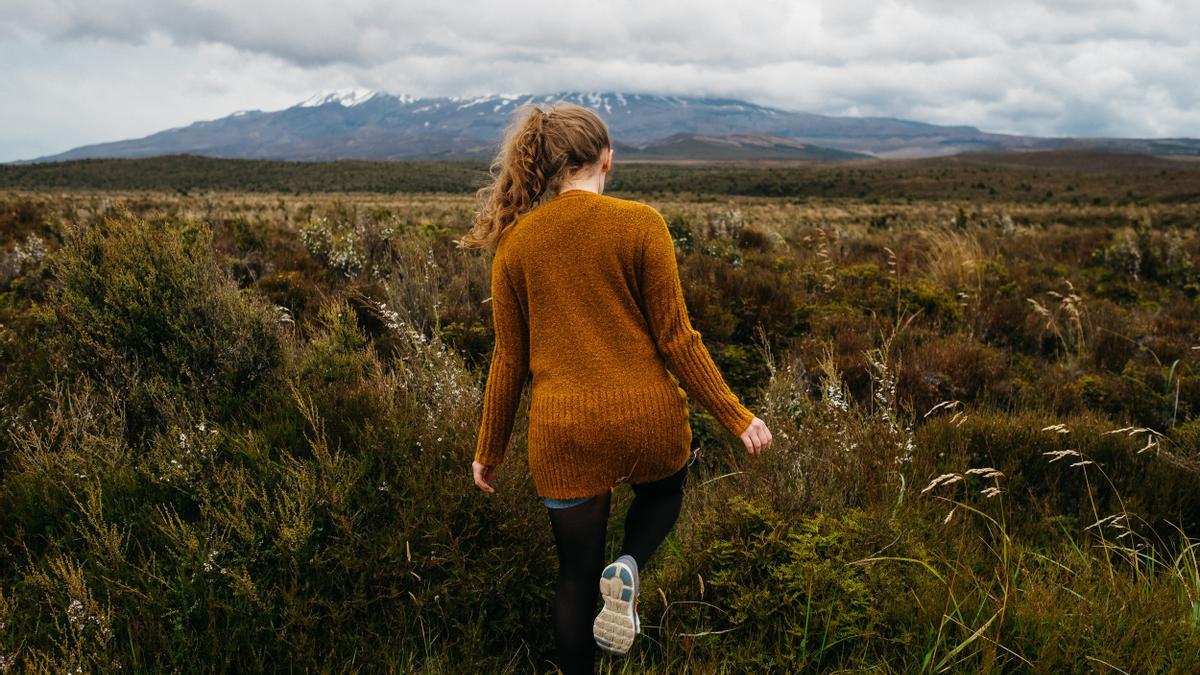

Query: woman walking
[458,102,773,674]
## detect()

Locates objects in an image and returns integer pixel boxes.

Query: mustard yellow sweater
[473,188,756,499]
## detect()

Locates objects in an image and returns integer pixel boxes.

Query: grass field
[1,155,1199,672]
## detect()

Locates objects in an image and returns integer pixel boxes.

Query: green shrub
[900,277,961,324]
[45,207,285,442]
[665,213,696,253]
[643,496,928,670]
[1075,373,1110,409]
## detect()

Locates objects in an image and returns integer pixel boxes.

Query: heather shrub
[256,269,321,327]
[0,195,51,244]
[44,207,285,442]
[895,330,1010,412]
[0,232,48,288]
[298,199,405,281]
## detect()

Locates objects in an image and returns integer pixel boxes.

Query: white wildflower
[67,599,85,627]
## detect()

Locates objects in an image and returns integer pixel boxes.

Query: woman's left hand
[472,461,497,493]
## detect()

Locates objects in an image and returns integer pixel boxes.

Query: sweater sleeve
[473,252,530,467]
[637,209,756,438]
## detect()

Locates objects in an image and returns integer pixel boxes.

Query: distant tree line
[3,152,1199,204]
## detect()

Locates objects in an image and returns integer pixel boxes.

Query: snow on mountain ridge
[288,89,735,113]
[297,88,382,108]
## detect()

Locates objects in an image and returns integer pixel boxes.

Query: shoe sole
[593,560,639,655]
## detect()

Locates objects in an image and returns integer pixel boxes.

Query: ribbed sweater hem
[527,379,694,499]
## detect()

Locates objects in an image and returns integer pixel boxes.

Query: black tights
[546,462,689,675]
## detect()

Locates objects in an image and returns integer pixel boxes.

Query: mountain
[15,89,1200,163]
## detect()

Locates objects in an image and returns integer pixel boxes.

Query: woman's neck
[557,172,605,196]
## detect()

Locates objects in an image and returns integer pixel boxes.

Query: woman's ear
[603,146,613,173]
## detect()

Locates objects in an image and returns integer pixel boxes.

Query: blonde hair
[457,102,611,249]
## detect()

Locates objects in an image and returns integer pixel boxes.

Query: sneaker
[593,554,639,655]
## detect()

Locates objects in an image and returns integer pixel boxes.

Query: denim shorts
[543,494,598,509]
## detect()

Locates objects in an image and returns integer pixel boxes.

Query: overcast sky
[2,0,1197,162]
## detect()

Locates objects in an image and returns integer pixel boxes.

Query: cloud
[1,0,1198,161]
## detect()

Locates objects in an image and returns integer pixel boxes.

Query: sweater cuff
[712,400,756,438]
[474,446,506,468]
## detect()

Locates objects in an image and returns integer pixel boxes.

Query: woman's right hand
[472,460,497,493]
[739,417,773,456]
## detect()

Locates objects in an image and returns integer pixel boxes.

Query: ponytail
[457,102,611,250]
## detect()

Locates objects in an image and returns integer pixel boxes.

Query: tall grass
[0,188,1197,672]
